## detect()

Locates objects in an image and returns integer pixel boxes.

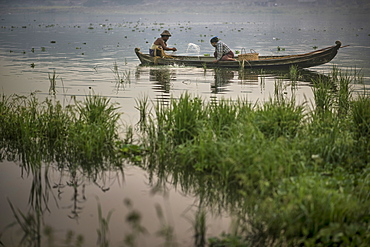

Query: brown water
[0,9,369,247]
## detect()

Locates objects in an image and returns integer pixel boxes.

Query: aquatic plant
[96,199,114,247]
[288,65,300,85]
[312,74,335,115]
[1,66,369,246]
[136,68,370,246]
[48,70,58,95]
[135,94,150,130]
[7,200,42,247]
[192,205,207,247]
[351,92,370,139]
[112,61,131,90]
[0,93,124,170]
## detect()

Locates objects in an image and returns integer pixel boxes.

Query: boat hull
[135,41,342,69]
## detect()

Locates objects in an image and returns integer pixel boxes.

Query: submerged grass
[137,68,370,246]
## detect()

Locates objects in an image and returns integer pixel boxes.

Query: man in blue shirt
[210,37,236,62]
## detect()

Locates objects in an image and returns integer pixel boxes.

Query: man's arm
[156,39,176,51]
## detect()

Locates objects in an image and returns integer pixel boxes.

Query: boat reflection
[211,69,235,94]
[211,67,330,95]
[149,68,174,103]
[140,66,332,105]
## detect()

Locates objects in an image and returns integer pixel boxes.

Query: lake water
[0,8,369,247]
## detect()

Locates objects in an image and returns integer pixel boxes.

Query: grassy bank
[137,68,370,246]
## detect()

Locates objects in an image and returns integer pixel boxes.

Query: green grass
[0,92,138,246]
[0,93,125,170]
[112,61,131,91]
[137,68,370,246]
[1,68,369,246]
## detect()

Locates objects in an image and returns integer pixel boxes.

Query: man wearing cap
[210,36,236,62]
[150,30,177,57]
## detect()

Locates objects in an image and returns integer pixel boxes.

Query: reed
[96,199,113,247]
[288,65,300,86]
[251,174,370,246]
[351,92,370,139]
[7,200,41,247]
[312,73,336,115]
[1,67,369,246]
[192,205,207,247]
[136,67,370,246]
[0,93,124,171]
[112,61,131,90]
[135,94,151,130]
[1,92,129,247]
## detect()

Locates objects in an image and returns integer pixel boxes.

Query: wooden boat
[135,41,343,69]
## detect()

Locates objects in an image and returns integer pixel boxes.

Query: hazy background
[0,0,369,14]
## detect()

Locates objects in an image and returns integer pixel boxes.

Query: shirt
[215,41,232,60]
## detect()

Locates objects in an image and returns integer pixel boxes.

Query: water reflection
[211,69,234,94]
[140,66,336,106]
[237,69,259,83]
[0,93,230,246]
[149,68,175,104]
[149,68,174,94]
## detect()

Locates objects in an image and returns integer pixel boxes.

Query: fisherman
[150,30,177,57]
[210,36,236,62]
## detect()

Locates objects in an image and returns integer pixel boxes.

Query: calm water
[1,9,370,246]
